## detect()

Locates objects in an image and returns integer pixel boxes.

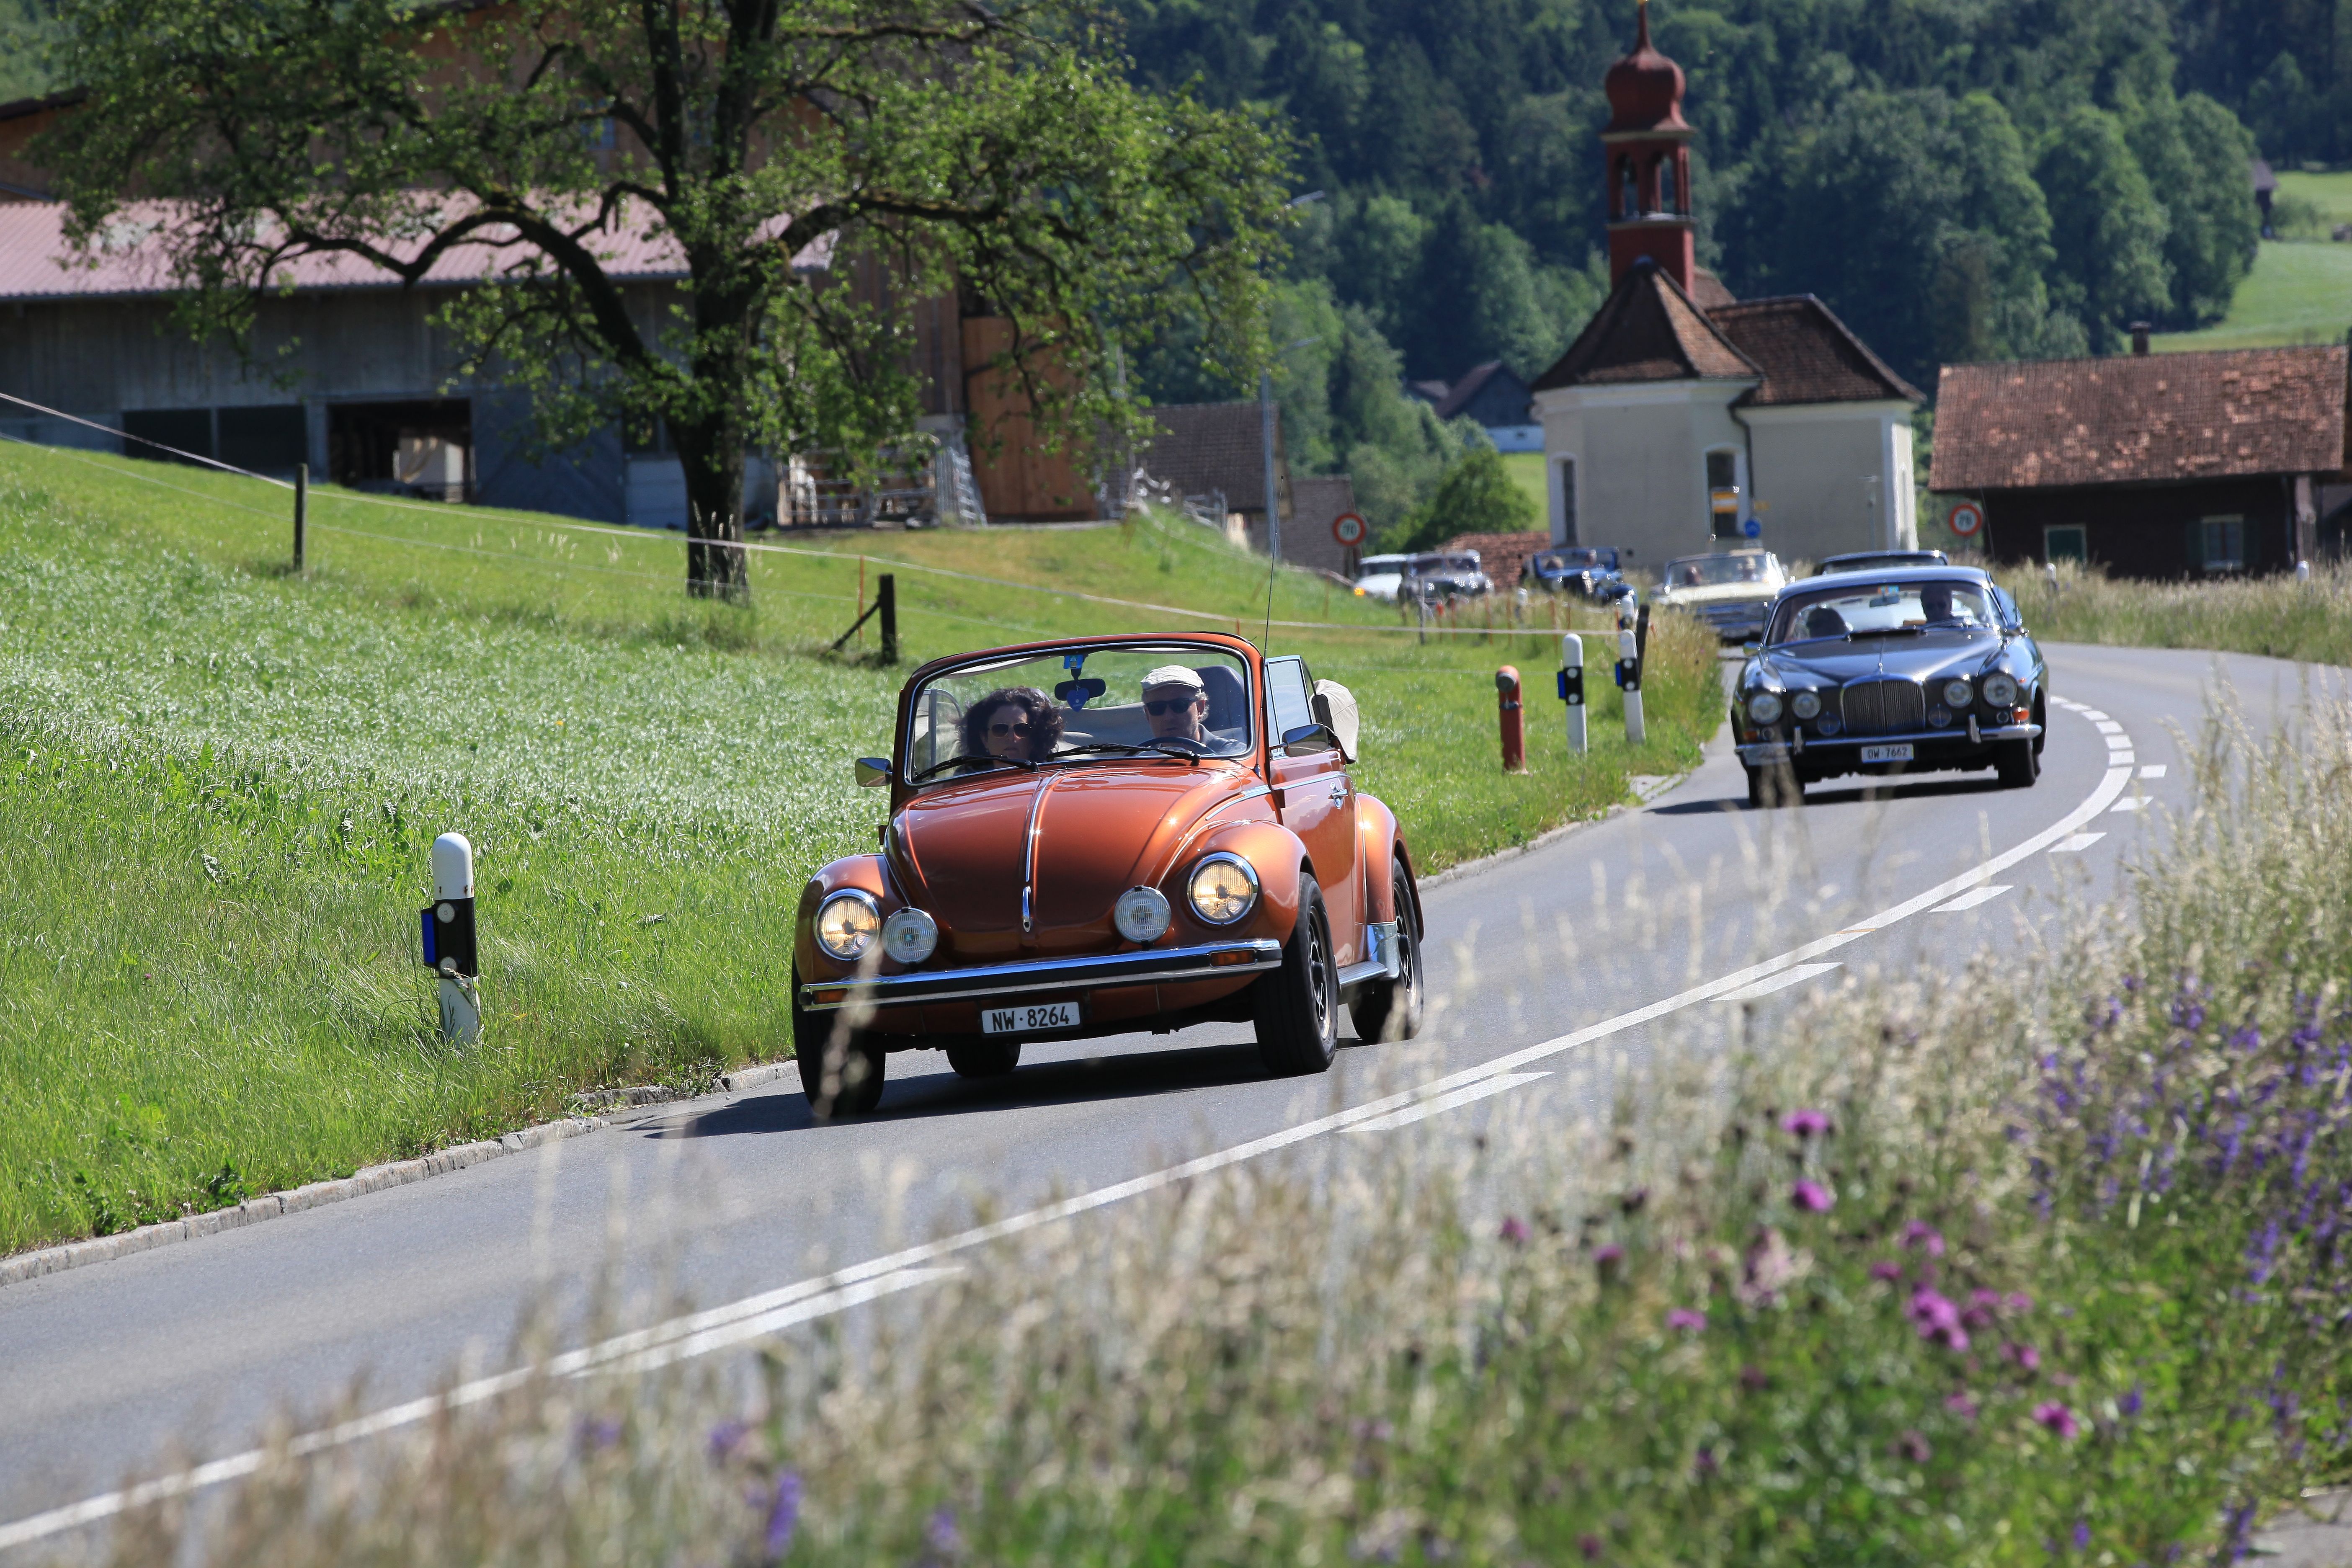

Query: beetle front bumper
[1736,722,2043,767]
[798,939,1286,1012]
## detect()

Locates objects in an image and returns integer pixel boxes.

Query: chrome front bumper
[798,938,1285,1012]
[1737,722,2043,766]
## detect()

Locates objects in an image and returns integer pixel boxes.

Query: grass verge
[86,687,2352,1565]
[0,440,1718,1254]
[1997,557,2352,667]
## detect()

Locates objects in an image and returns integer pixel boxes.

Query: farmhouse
[1929,339,2347,576]
[1406,361,1541,452]
[1527,10,1922,571]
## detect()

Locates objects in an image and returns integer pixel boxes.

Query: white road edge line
[0,723,2137,1556]
[1716,962,1842,1002]
[1346,1072,1551,1132]
[1932,884,2013,914]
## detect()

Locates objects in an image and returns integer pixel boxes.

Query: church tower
[1602,1,1695,290]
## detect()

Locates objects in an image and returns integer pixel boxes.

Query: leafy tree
[2126,89,2261,326]
[2036,104,2174,351]
[1389,440,1535,552]
[41,0,1289,599]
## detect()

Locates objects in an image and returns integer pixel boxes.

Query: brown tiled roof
[1531,262,1756,390]
[1689,266,1737,309]
[1439,530,1551,588]
[1710,296,1923,405]
[1929,347,2350,491]
[1137,401,1288,515]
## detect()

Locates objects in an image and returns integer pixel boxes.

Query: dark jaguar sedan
[1731,567,2047,807]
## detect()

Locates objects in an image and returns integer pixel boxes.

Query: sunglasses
[988,720,1033,737]
[1144,698,1200,716]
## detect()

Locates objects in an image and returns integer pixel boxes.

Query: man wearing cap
[1141,665,1212,747]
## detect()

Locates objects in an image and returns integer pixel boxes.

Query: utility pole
[1260,368,1282,563]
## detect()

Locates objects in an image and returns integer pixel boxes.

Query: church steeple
[1602,0,1695,290]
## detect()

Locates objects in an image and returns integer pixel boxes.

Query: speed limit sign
[1331,511,1367,547]
[1948,500,1985,538]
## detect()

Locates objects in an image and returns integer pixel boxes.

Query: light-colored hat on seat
[1140,665,1206,695]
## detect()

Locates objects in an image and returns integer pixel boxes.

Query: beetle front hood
[891,763,1248,936]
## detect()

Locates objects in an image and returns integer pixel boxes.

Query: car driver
[1141,665,1212,746]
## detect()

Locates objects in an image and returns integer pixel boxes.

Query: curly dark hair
[961,686,1063,762]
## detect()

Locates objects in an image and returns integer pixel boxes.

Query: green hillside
[0,440,1715,1254]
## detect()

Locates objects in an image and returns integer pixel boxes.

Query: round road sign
[1948,501,1985,538]
[1331,511,1367,547]
[1740,515,1762,539]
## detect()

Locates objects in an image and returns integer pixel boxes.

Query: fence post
[293,462,307,571]
[420,832,480,1045]
[1559,633,1586,754]
[1616,605,1646,746]
[878,573,897,664]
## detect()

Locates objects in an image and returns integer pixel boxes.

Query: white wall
[1535,380,1755,570]
[1736,401,1918,564]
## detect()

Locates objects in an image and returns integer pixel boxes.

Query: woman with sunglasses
[961,686,1063,765]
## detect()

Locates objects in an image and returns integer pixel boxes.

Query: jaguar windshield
[905,644,1254,781]
[1767,579,1998,645]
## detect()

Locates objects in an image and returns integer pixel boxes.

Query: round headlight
[1186,854,1260,926]
[882,906,938,965]
[1982,673,2019,709]
[1790,690,1821,720]
[1113,886,1173,943]
[815,890,881,961]
[1746,691,1784,725]
[1942,678,1974,709]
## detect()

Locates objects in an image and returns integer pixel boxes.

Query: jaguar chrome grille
[1839,678,1924,736]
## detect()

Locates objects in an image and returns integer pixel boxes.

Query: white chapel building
[1529,8,1923,569]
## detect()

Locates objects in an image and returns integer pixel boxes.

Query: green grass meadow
[0,439,1719,1255]
[2154,172,2352,352]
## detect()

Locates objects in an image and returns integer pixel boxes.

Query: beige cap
[1140,665,1205,695]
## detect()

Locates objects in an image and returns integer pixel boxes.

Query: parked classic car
[792,634,1426,1115]
[1524,546,1631,603]
[1652,549,1788,641]
[1731,567,2048,807]
[1352,552,1492,604]
[1813,549,1949,576]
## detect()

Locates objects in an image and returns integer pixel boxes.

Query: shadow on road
[642,1036,1313,1139]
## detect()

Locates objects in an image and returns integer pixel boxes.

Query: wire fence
[0,389,1613,646]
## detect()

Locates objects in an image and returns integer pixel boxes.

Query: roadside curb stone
[0,1061,799,1290]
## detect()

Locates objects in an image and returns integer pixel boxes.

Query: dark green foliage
[1389,443,1538,553]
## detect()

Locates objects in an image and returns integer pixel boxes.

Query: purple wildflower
[2004,1292,2032,1313]
[2034,1402,2081,1439]
[1869,1260,1903,1282]
[2004,1342,2041,1373]
[1902,1221,1946,1257]
[708,1420,749,1462]
[1498,1215,1530,1246]
[1591,1243,1625,1275]
[764,1472,802,1559]
[1781,1108,1833,1139]
[1740,1364,1769,1391]
[1792,1179,1834,1213]
[1693,1445,1717,1477]
[1666,1307,1707,1333]
[2073,1521,2092,1550]
[1578,1534,1604,1561]
[2119,1386,2143,1417]
[926,1506,962,1557]
[1908,1287,1969,1349]
[578,1416,622,1451]
[1893,1430,1932,1463]
[1945,1391,1978,1421]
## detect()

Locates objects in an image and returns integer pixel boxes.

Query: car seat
[1803,606,1849,639]
[1196,665,1247,734]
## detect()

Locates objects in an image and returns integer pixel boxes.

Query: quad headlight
[1790,690,1822,721]
[882,906,939,965]
[815,890,882,961]
[1982,673,2019,709]
[1746,691,1784,725]
[1114,886,1173,943]
[1942,678,1974,709]
[1187,854,1260,926]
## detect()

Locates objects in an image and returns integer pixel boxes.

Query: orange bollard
[1496,665,1527,773]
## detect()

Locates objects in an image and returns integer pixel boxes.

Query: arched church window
[1658,157,1676,214]
[1618,157,1638,219]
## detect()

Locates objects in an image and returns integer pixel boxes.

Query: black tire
[1350,863,1425,1044]
[945,1038,1021,1078]
[1253,882,1339,1076]
[1995,736,2040,789]
[792,967,887,1117]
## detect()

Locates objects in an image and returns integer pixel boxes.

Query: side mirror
[1280,722,1341,758]
[854,757,890,788]
[1742,641,1761,657]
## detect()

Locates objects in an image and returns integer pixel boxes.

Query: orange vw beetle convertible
[792,633,1426,1115]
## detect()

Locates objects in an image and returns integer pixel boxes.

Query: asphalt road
[3,640,2347,1554]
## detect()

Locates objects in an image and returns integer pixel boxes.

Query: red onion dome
[1604,5,1689,134]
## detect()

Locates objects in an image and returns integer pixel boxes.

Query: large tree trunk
[675,423,750,601]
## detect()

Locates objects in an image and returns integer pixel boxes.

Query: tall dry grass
[73,686,2352,1565]
[2001,557,2352,667]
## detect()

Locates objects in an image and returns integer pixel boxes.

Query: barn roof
[1929,347,2349,491]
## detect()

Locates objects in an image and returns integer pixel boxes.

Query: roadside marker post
[1496,665,1526,773]
[1557,634,1586,754]
[1615,604,1647,746]
[421,833,481,1045]
[292,462,307,571]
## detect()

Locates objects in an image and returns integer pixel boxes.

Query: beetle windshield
[905,645,1255,781]
[1767,579,1998,645]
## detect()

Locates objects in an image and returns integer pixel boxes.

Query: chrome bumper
[1337,919,1403,990]
[797,939,1284,1012]
[1737,723,2043,766]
